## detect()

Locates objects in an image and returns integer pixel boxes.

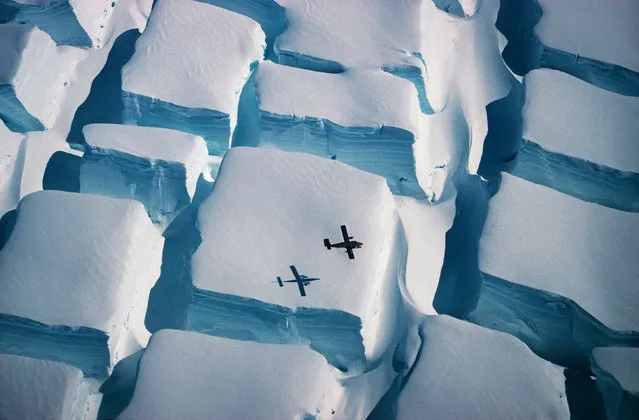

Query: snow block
[80,124,208,227]
[0,190,164,378]
[396,316,569,419]
[0,353,98,420]
[119,329,342,419]
[0,0,121,48]
[514,69,639,211]
[187,147,405,373]
[591,347,639,420]
[472,173,639,367]
[121,0,265,156]
[0,23,77,132]
[273,0,432,113]
[243,61,429,198]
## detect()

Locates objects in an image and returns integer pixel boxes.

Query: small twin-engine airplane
[324,225,363,259]
[275,265,320,297]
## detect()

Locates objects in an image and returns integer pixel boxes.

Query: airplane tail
[323,238,331,250]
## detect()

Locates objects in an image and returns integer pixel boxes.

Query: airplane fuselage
[331,241,363,249]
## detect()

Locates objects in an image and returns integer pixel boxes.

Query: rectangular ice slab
[273,0,430,112]
[523,69,639,174]
[247,61,428,198]
[591,347,639,420]
[396,316,569,419]
[535,0,639,73]
[80,124,208,227]
[0,23,77,132]
[121,0,265,155]
[0,121,25,217]
[0,190,164,378]
[479,173,639,334]
[0,354,96,420]
[188,147,404,373]
[1,0,120,48]
[119,329,341,420]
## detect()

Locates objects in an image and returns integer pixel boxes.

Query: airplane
[323,225,363,260]
[274,265,320,297]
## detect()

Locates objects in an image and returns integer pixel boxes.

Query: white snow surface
[0,23,80,129]
[396,315,569,420]
[592,347,639,393]
[192,147,403,359]
[395,196,455,314]
[480,173,639,332]
[524,69,639,173]
[0,121,26,216]
[122,0,265,113]
[420,0,512,175]
[256,61,421,134]
[274,0,424,71]
[119,329,341,420]
[0,354,93,420]
[83,124,208,197]
[0,190,163,343]
[535,0,639,72]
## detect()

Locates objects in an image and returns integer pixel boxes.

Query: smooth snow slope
[523,69,639,174]
[0,353,94,420]
[479,173,639,333]
[396,315,569,419]
[190,147,404,370]
[119,329,341,420]
[121,0,265,154]
[535,0,639,73]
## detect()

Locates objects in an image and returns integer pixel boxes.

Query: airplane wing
[289,265,300,279]
[341,225,350,242]
[346,248,355,259]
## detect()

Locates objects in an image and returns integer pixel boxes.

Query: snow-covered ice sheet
[246,61,428,198]
[535,0,639,73]
[395,196,455,314]
[0,121,26,217]
[1,0,125,48]
[523,69,639,174]
[0,23,79,132]
[188,147,405,373]
[119,329,341,420]
[0,353,96,420]
[80,124,208,226]
[121,0,265,155]
[0,190,163,377]
[396,315,569,419]
[479,173,639,334]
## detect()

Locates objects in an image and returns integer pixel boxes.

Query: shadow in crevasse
[0,209,17,252]
[97,349,144,420]
[66,29,141,148]
[42,151,81,193]
[564,368,606,420]
[144,175,214,333]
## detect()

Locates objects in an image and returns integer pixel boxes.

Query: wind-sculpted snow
[0,190,163,378]
[591,347,639,420]
[188,148,405,374]
[0,354,96,419]
[0,0,124,48]
[238,61,429,198]
[119,330,342,419]
[497,0,639,96]
[121,0,265,156]
[473,174,639,367]
[396,316,569,419]
[0,23,78,132]
[511,69,639,211]
[272,0,433,113]
[80,124,208,227]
